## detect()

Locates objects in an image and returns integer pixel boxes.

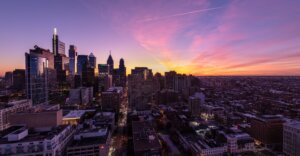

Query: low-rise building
[132,121,162,156]
[0,125,75,156]
[224,129,255,154]
[177,131,227,156]
[9,108,63,130]
[62,110,87,125]
[93,112,115,131]
[67,128,111,156]
[0,100,32,131]
[250,115,285,148]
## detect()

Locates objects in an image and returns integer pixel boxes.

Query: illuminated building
[52,28,65,56]
[25,45,56,105]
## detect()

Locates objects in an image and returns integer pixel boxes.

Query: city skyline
[1,0,300,76]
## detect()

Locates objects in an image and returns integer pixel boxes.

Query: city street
[108,89,128,156]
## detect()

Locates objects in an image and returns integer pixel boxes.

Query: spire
[107,51,114,68]
[54,28,57,35]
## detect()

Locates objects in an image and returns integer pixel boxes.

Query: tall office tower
[74,74,82,88]
[52,28,65,56]
[4,72,13,87]
[77,55,89,76]
[12,69,25,91]
[165,71,178,90]
[82,64,95,87]
[98,64,110,74]
[69,45,78,76]
[154,72,165,90]
[283,121,300,156]
[98,64,112,92]
[112,69,120,86]
[106,52,114,74]
[25,45,55,105]
[131,67,153,80]
[89,53,96,69]
[119,58,126,87]
[54,54,69,83]
[128,67,158,110]
[98,74,112,92]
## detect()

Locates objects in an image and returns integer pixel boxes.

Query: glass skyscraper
[52,28,65,56]
[25,46,55,105]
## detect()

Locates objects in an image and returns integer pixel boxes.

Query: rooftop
[0,125,70,144]
[63,110,86,120]
[132,121,161,152]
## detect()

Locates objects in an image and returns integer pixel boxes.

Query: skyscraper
[107,52,114,74]
[89,53,96,69]
[98,64,110,74]
[165,71,177,90]
[69,45,78,76]
[25,45,55,105]
[119,58,126,87]
[52,28,65,56]
[77,55,89,76]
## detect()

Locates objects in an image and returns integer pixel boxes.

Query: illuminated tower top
[52,28,65,56]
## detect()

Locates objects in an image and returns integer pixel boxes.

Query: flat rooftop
[69,129,109,147]
[63,110,86,119]
[0,125,70,144]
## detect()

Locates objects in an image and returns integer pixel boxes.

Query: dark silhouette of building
[82,63,95,88]
[250,115,285,149]
[12,69,25,91]
[69,45,78,76]
[98,64,110,74]
[131,67,153,80]
[74,74,81,88]
[118,58,126,87]
[89,53,96,69]
[54,54,69,83]
[165,71,177,90]
[98,74,112,93]
[77,55,89,76]
[106,52,114,74]
[4,72,13,87]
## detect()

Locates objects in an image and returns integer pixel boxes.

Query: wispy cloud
[137,6,224,22]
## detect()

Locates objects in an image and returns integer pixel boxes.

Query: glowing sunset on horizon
[1,0,300,76]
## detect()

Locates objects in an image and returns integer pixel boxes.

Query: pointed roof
[107,51,114,65]
[89,52,95,57]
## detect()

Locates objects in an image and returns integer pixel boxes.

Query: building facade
[0,100,32,131]
[283,121,300,156]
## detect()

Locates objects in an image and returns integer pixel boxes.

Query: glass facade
[26,54,49,105]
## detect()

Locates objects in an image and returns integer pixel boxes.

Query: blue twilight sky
[1,0,300,76]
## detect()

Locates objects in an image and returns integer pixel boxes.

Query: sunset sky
[1,0,300,76]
